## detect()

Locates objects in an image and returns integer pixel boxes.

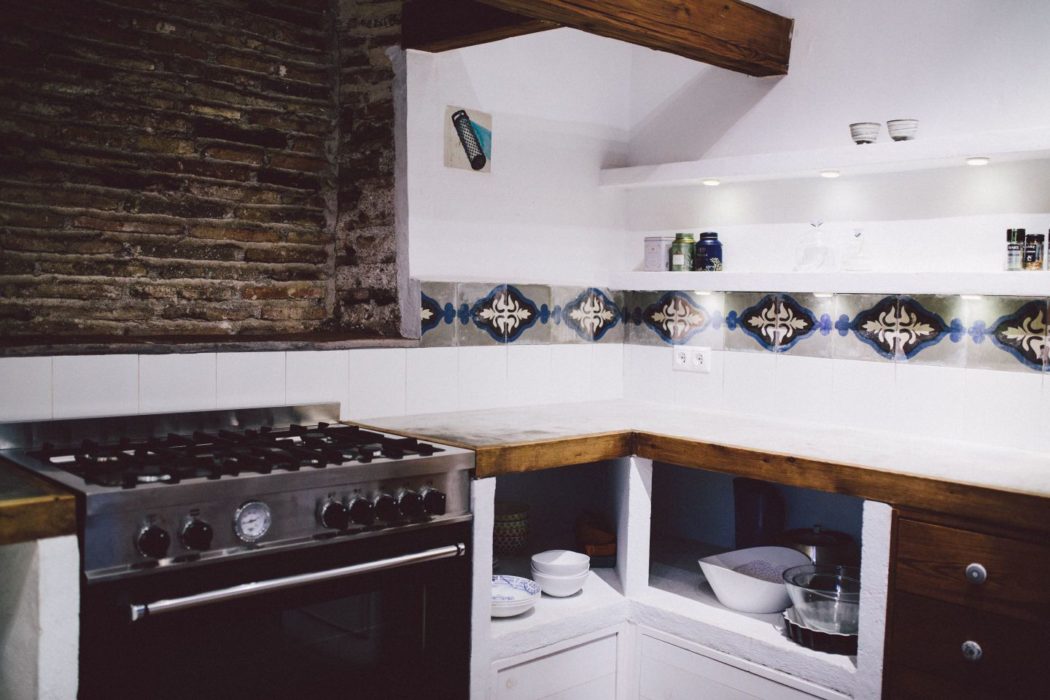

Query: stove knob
[137,525,171,559]
[397,489,424,519]
[348,497,375,526]
[180,519,214,551]
[320,500,350,530]
[374,493,399,522]
[421,487,447,516]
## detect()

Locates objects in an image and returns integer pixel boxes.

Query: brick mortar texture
[0,0,403,347]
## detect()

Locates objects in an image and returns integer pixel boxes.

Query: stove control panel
[85,464,471,579]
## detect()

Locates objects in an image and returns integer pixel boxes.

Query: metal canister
[643,236,675,271]
[694,231,723,271]
[669,233,695,271]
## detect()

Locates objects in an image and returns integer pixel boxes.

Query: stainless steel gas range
[0,403,475,700]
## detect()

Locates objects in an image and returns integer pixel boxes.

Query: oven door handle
[129,542,466,622]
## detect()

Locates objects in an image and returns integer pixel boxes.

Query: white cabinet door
[639,634,822,700]
[494,633,618,700]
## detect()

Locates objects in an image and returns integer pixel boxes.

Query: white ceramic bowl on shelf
[491,575,540,618]
[531,568,589,597]
[531,549,590,576]
[698,546,812,614]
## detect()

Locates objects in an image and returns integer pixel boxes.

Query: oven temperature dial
[233,501,272,543]
[136,525,171,559]
[319,500,350,530]
[180,519,214,551]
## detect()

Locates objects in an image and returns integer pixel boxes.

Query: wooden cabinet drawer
[885,664,1002,700]
[895,518,1050,622]
[888,591,1049,696]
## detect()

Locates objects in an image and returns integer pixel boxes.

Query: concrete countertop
[358,399,1050,534]
[0,461,76,546]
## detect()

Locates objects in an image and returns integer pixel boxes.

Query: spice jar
[1006,228,1024,271]
[669,233,695,271]
[1024,233,1044,271]
[694,231,724,271]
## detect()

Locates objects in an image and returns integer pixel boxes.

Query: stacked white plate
[531,549,590,597]
[491,575,540,617]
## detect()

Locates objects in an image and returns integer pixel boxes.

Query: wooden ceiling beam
[475,0,793,76]
[402,0,560,53]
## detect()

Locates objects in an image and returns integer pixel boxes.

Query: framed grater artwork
[444,105,492,173]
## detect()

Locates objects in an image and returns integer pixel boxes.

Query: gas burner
[28,420,446,489]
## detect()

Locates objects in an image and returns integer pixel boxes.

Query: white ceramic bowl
[531,549,590,576]
[848,121,881,144]
[698,546,812,614]
[491,575,540,617]
[531,568,589,597]
[887,119,919,141]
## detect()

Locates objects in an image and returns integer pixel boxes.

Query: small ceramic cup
[849,122,881,145]
[887,119,919,141]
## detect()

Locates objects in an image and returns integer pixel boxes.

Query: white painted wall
[0,536,79,700]
[629,0,1050,164]
[406,29,631,286]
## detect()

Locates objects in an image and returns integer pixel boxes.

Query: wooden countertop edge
[633,432,1050,537]
[0,492,77,546]
[351,420,1049,536]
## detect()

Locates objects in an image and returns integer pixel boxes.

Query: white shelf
[612,270,1050,296]
[637,562,856,694]
[600,127,1050,189]
[489,567,630,661]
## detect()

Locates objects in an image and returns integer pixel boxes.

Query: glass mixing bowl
[782,564,861,635]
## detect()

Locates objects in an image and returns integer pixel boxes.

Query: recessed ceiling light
[702,179,721,187]
[820,170,841,178]
[966,157,990,166]
[813,293,834,298]
[960,294,983,300]
[694,290,712,296]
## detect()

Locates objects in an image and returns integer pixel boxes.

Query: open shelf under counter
[489,567,630,662]
[638,539,857,695]
[600,127,1050,189]
[612,270,1050,296]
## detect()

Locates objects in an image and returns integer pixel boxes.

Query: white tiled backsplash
[1,344,1045,452]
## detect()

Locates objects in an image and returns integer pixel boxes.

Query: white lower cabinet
[637,630,838,700]
[491,628,623,699]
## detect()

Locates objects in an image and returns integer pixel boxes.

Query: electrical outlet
[671,346,712,373]
[690,346,712,373]
[672,347,690,370]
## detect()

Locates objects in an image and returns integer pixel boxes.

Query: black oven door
[79,521,472,700]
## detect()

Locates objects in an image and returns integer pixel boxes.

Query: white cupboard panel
[495,634,617,700]
[639,635,819,700]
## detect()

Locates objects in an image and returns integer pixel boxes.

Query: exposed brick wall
[0,0,405,348]
[334,0,405,333]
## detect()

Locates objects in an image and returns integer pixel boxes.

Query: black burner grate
[31,423,442,488]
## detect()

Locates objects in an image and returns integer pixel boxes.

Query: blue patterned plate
[491,575,540,617]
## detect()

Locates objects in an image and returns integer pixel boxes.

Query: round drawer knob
[965,562,988,584]
[961,640,983,662]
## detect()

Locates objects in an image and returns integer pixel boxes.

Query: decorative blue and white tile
[456,283,507,346]
[551,287,623,344]
[622,291,652,346]
[641,290,719,346]
[459,283,549,345]
[725,292,774,352]
[965,296,1048,373]
[419,281,457,348]
[777,293,835,358]
[830,294,898,361]
[890,295,967,366]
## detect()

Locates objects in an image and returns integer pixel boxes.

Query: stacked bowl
[530,549,590,597]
